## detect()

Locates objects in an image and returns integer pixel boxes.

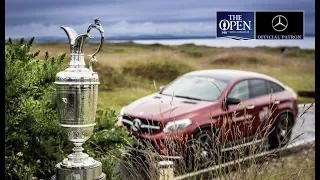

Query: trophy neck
[69,53,86,67]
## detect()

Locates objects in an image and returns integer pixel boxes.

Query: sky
[5,0,315,38]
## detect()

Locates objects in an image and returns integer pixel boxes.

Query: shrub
[5,38,131,180]
[259,46,315,59]
[212,55,265,65]
[91,63,127,91]
[122,60,195,82]
[177,44,216,58]
[5,38,67,179]
[86,109,133,180]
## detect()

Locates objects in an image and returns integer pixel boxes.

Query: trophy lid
[55,18,104,85]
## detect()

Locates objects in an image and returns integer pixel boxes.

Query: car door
[259,80,286,135]
[247,79,272,138]
[224,80,254,142]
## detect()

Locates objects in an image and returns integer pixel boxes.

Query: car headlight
[163,119,192,133]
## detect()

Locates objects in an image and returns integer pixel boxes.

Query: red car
[116,69,298,168]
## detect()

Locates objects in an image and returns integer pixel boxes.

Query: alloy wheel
[276,115,292,145]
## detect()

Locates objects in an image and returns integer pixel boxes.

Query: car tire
[268,113,294,149]
[184,129,220,171]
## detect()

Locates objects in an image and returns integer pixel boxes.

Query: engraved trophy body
[52,18,106,180]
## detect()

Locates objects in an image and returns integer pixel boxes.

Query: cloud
[5,0,315,37]
[5,21,216,38]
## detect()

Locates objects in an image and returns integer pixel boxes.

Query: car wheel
[268,113,294,149]
[184,130,220,171]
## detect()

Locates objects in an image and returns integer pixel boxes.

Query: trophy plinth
[52,161,106,180]
[53,18,105,180]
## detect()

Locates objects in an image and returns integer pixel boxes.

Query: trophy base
[52,160,106,180]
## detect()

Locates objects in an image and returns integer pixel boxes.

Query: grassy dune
[32,42,315,111]
[224,148,315,180]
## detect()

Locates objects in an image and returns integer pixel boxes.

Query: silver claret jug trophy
[52,18,106,180]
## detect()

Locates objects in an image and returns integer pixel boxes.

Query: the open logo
[217,11,255,40]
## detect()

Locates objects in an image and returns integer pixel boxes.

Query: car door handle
[246,105,255,109]
[274,100,280,105]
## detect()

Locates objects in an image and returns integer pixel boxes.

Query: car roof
[184,69,284,85]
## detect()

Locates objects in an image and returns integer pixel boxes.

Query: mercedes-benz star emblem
[272,15,288,32]
[131,118,142,132]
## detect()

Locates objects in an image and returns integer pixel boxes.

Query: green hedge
[5,38,132,180]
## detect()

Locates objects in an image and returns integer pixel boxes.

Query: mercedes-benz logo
[272,15,288,32]
[131,118,142,132]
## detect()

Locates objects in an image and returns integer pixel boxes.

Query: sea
[132,37,315,49]
[28,36,315,49]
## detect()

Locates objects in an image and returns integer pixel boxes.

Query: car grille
[121,115,162,134]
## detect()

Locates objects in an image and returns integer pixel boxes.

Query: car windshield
[160,75,229,101]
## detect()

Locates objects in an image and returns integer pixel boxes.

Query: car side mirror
[159,85,166,92]
[223,97,241,109]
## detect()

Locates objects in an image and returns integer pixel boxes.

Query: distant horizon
[6,36,315,50]
[5,34,315,42]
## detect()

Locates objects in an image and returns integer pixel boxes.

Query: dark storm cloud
[5,0,314,37]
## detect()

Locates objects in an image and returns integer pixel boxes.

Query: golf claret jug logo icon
[272,15,288,32]
[217,11,255,40]
[219,20,229,33]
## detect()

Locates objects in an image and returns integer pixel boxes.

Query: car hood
[123,93,215,123]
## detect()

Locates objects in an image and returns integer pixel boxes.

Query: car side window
[249,79,268,98]
[227,80,250,101]
[268,81,285,93]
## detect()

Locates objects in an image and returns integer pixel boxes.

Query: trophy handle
[86,17,104,72]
